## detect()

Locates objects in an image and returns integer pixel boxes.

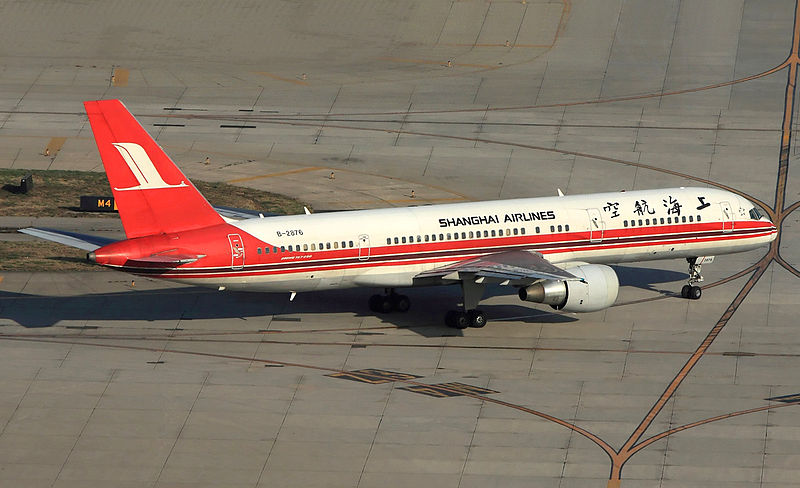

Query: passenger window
[257,248,262,255]
[550,226,555,232]
[697,215,702,222]
[682,216,686,223]
[318,243,323,250]
[453,233,458,240]
[425,235,430,242]
[394,237,399,244]
[289,245,294,252]
[439,234,444,240]
[521,228,526,235]
[483,230,489,237]
[265,247,270,254]
[402,236,406,244]
[660,218,665,224]
[461,232,466,239]
[326,242,331,249]
[280,246,286,252]
[630,220,635,227]
[417,236,421,243]
[333,242,339,249]
[273,246,279,253]
[304,244,309,251]
[624,220,628,227]
[535,227,540,234]
[688,216,693,222]
[341,241,346,248]
[557,225,562,232]
[667,217,671,224]
[513,228,518,235]
[469,231,474,238]
[565,224,570,231]
[432,234,437,241]
[311,244,316,250]
[349,241,354,247]
[645,219,650,225]
[505,229,510,236]
[386,238,391,245]
[491,230,496,237]
[447,233,452,240]
[638,219,643,226]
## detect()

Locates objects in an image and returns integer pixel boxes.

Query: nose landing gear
[681,257,703,300]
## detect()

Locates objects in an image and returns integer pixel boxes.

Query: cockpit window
[749,207,765,220]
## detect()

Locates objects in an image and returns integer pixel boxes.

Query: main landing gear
[445,309,487,329]
[680,257,703,300]
[445,279,488,329]
[368,289,410,314]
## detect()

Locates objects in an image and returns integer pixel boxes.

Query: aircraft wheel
[379,296,393,313]
[368,294,383,312]
[680,285,691,299]
[392,294,411,313]
[690,286,702,300]
[468,310,487,328]
[445,310,469,329]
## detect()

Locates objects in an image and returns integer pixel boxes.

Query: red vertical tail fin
[84,99,223,238]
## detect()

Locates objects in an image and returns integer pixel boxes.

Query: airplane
[20,100,778,329]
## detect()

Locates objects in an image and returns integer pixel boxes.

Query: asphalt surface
[2,1,800,487]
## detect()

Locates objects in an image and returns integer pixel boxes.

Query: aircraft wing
[416,250,580,284]
[213,205,281,221]
[18,227,118,251]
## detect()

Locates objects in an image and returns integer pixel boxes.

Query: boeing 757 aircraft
[21,100,777,328]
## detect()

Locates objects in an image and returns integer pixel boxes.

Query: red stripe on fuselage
[111,221,776,279]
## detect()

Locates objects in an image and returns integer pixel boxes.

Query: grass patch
[0,168,307,217]
[0,241,94,271]
[1,168,308,271]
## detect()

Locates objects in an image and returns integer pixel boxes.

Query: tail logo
[111,143,188,191]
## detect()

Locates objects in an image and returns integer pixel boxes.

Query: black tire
[445,310,458,328]
[690,286,702,300]
[392,295,411,313]
[379,296,393,313]
[368,294,382,312]
[469,310,487,328]
[453,312,469,329]
[681,285,691,299]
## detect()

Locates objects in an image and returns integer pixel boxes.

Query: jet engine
[518,264,619,312]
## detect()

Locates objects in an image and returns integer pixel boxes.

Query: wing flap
[19,227,118,251]
[416,250,578,283]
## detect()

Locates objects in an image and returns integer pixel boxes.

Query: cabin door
[358,234,371,261]
[228,234,245,270]
[720,202,734,233]
[587,208,605,243]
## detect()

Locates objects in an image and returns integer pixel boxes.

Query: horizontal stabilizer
[19,227,117,251]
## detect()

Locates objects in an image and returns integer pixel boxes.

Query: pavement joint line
[254,71,309,86]
[225,166,323,183]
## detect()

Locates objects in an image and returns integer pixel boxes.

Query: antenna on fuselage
[557,188,565,197]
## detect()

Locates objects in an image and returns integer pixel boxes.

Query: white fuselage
[153,187,776,292]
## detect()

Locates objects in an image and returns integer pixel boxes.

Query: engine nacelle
[518,264,619,312]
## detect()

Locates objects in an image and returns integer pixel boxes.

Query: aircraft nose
[87,251,96,263]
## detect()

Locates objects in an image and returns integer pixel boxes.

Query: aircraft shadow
[0,283,575,335]
[612,264,686,294]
